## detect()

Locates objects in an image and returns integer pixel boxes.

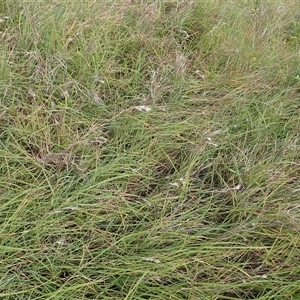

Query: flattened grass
[1,1,300,299]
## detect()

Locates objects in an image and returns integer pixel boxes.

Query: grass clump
[1,0,300,299]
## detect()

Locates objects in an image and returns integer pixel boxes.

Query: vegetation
[1,1,300,299]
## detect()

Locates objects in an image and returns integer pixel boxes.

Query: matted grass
[1,0,300,299]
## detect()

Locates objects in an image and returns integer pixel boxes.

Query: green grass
[1,0,300,299]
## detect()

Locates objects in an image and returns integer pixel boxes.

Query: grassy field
[1,0,300,299]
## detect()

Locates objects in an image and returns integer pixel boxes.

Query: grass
[1,0,300,299]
